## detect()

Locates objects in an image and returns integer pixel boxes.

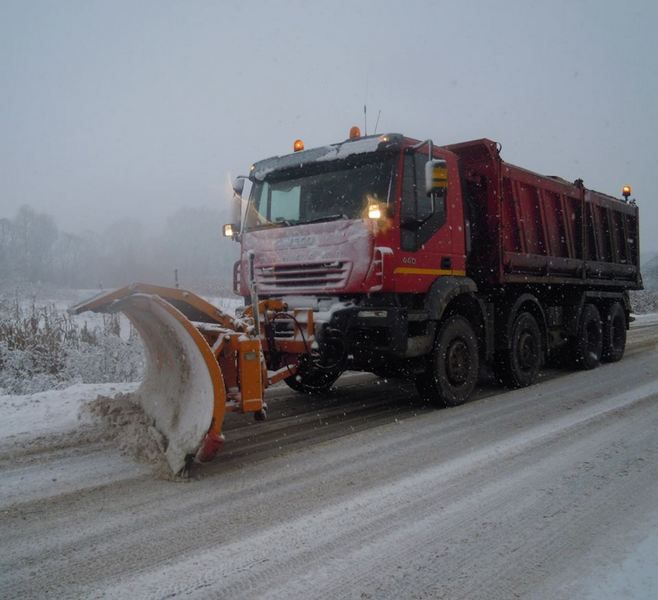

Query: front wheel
[416,315,479,407]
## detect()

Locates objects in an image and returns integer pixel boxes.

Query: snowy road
[1,317,658,599]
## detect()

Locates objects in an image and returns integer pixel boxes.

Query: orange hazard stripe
[394,267,466,277]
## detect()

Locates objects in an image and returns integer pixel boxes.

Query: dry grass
[0,299,143,394]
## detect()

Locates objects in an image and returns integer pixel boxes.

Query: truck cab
[233,132,466,299]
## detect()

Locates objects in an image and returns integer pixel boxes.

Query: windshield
[245,156,394,230]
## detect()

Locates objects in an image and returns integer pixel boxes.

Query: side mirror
[232,177,245,196]
[229,176,247,239]
[223,223,240,241]
[425,159,448,195]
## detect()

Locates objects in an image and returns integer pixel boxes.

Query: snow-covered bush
[0,299,143,394]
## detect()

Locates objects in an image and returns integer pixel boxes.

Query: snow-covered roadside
[0,382,138,443]
[0,382,146,509]
[630,311,658,326]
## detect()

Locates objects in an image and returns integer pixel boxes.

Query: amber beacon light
[293,139,304,152]
[349,126,361,140]
[622,185,632,200]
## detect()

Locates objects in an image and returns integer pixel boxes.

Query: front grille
[256,261,350,292]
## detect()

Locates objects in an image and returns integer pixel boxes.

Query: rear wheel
[601,302,626,363]
[498,311,543,388]
[416,315,479,407]
[574,303,603,370]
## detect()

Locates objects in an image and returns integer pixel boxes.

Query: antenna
[363,104,367,135]
[373,110,381,134]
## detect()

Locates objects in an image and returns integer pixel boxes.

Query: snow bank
[0,382,186,480]
[0,382,137,442]
[82,394,183,479]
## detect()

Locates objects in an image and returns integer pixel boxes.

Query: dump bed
[445,139,641,289]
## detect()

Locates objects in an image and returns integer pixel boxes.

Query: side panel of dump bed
[499,164,640,286]
[445,138,641,289]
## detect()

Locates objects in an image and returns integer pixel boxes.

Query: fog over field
[1,0,657,257]
[0,203,238,293]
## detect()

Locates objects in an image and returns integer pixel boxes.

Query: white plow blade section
[118,294,225,474]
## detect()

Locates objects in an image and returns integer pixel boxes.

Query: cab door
[394,149,462,293]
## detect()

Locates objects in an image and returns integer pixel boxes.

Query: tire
[574,303,603,370]
[601,302,626,363]
[284,364,342,394]
[498,311,543,388]
[416,315,479,407]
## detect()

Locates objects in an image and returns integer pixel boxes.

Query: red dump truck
[72,130,642,474]
[229,131,642,402]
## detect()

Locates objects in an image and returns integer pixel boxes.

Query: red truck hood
[240,219,374,296]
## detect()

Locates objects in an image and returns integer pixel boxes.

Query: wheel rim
[517,330,538,373]
[446,338,471,385]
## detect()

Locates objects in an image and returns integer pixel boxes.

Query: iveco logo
[402,257,417,264]
[275,235,315,250]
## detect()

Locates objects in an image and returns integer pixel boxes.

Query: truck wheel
[416,315,479,407]
[601,302,626,363]
[284,365,342,394]
[498,312,542,388]
[574,303,603,370]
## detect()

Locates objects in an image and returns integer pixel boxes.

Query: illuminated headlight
[357,310,388,318]
[367,204,382,219]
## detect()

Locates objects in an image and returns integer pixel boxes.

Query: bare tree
[7,206,58,283]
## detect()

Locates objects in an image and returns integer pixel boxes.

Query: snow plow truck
[71,129,642,475]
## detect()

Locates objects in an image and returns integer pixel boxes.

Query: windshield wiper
[250,219,297,230]
[301,213,350,225]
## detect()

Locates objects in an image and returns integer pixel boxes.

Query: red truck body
[237,136,639,299]
[231,133,641,401]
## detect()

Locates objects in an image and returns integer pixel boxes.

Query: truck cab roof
[250,133,405,181]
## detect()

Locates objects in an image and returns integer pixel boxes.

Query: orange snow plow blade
[70,284,253,474]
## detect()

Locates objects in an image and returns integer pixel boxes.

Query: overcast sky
[1,0,657,251]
